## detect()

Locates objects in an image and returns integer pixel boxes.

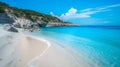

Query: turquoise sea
[31,26,120,67]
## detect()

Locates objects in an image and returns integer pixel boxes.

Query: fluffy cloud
[59,4,120,20]
[60,8,90,19]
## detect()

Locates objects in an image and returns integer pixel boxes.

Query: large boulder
[3,24,18,32]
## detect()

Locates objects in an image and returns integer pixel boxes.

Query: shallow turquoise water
[32,26,120,67]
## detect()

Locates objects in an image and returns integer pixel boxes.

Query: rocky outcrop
[38,22,48,27]
[3,24,18,32]
[0,13,76,32]
[13,18,47,32]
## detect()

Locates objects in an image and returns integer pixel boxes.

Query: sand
[15,35,49,67]
[0,29,81,67]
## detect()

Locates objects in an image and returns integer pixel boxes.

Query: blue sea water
[31,26,120,67]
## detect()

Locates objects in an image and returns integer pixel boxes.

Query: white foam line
[25,35,51,67]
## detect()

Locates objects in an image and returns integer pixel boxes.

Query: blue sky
[0,0,120,25]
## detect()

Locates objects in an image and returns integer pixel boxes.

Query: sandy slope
[0,29,20,67]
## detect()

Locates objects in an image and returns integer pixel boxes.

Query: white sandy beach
[0,28,81,67]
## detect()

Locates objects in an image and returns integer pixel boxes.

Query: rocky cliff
[0,2,76,32]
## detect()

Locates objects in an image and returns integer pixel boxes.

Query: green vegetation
[0,1,62,22]
[0,2,9,13]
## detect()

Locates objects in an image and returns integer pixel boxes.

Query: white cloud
[80,8,92,12]
[98,4,120,10]
[60,8,90,20]
[59,4,120,20]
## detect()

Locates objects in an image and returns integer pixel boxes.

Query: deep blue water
[32,26,120,67]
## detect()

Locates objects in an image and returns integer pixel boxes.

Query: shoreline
[26,35,51,67]
[0,28,81,67]
[25,34,81,67]
[27,35,81,67]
